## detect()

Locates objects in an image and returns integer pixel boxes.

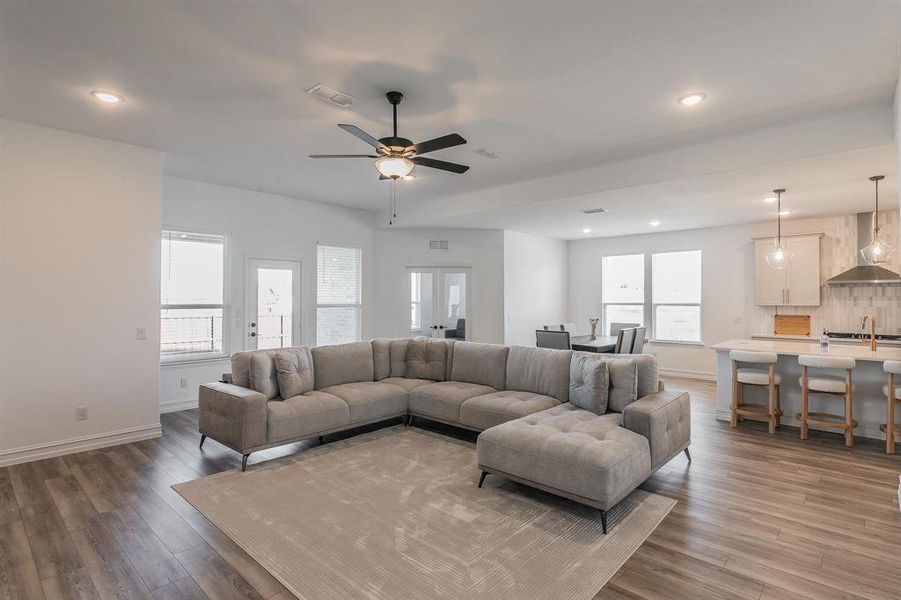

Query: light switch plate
[136,328,147,340]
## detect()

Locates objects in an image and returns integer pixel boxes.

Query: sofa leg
[199,434,206,449]
[477,471,488,488]
[408,416,414,428]
[600,510,608,534]
[684,448,692,462]
[241,454,250,472]
[318,436,324,445]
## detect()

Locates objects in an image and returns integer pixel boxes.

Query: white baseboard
[0,423,162,468]
[659,368,715,381]
[714,408,886,441]
[160,398,199,414]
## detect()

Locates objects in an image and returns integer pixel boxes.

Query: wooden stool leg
[767,364,776,434]
[730,361,738,428]
[845,369,854,448]
[800,366,809,440]
[887,373,896,455]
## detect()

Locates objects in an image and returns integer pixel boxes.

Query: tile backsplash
[752,211,900,335]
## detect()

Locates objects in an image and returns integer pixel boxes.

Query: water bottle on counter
[819,329,831,352]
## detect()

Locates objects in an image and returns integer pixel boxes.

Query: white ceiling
[2,0,900,233]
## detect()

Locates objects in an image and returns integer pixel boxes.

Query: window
[410,272,423,331]
[317,245,362,346]
[601,254,645,335]
[652,250,702,342]
[160,230,226,362]
[601,250,702,343]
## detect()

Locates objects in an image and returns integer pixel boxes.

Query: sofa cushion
[459,390,560,431]
[506,346,572,402]
[381,377,434,392]
[476,404,651,510]
[450,341,508,390]
[408,381,497,424]
[389,339,409,377]
[267,391,349,443]
[371,339,392,381]
[249,352,280,400]
[320,381,407,424]
[606,360,639,412]
[405,339,448,381]
[312,341,374,389]
[274,348,315,399]
[569,353,609,414]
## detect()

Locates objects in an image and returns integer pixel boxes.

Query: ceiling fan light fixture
[375,156,414,179]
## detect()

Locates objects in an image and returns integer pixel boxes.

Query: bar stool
[882,361,901,454]
[729,350,782,434]
[797,355,856,447]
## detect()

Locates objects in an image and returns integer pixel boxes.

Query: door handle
[438,325,445,330]
[430,325,438,330]
[250,332,257,337]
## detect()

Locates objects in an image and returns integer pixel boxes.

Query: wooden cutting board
[774,314,811,336]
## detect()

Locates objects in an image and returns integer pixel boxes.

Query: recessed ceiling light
[763,196,777,204]
[649,219,661,227]
[581,227,592,234]
[677,92,707,106]
[90,90,124,104]
[779,209,792,216]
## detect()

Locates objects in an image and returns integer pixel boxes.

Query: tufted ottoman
[476,404,653,533]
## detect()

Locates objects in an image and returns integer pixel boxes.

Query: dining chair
[630,326,647,353]
[613,328,636,354]
[536,329,571,350]
[610,322,640,336]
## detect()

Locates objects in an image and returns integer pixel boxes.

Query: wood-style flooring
[0,377,899,599]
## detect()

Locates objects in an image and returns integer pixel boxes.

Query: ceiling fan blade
[378,174,389,180]
[412,156,470,174]
[337,124,389,152]
[309,154,378,158]
[409,133,466,155]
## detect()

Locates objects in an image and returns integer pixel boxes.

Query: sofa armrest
[622,390,690,469]
[198,382,268,453]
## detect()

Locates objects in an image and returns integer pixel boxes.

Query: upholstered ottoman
[476,404,652,533]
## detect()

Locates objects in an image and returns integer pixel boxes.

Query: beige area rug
[174,426,675,600]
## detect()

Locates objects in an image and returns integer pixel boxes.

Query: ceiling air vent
[582,208,608,215]
[428,240,449,250]
[473,147,499,159]
[306,84,355,108]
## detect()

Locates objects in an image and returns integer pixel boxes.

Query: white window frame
[650,250,703,344]
[160,227,230,365]
[600,250,703,346]
[316,244,363,346]
[600,253,646,336]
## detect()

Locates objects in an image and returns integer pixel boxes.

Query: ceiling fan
[310,91,469,180]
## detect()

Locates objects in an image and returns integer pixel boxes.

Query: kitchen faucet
[861,314,877,351]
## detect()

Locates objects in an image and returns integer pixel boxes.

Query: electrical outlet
[180,377,188,389]
[136,328,147,341]
[76,406,88,421]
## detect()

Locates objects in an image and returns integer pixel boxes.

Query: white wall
[0,119,163,465]
[371,228,505,343]
[568,212,901,379]
[503,230,568,346]
[160,176,375,411]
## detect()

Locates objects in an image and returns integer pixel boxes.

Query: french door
[246,258,302,350]
[406,267,471,340]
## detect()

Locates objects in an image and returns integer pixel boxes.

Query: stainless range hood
[827,212,900,285]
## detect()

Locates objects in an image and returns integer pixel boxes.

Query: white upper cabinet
[754,234,821,306]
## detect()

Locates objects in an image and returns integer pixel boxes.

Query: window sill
[648,339,705,347]
[160,355,229,368]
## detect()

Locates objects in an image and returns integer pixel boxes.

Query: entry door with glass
[247,259,302,350]
[406,267,471,340]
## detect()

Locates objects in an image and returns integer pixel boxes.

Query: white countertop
[711,338,901,362]
[751,334,901,347]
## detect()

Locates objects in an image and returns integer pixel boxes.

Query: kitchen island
[711,339,900,441]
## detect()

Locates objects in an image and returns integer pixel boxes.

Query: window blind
[317,245,362,345]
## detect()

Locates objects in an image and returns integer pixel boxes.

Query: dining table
[570,334,617,353]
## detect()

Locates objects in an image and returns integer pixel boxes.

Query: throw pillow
[569,353,610,414]
[273,347,314,399]
[248,352,280,400]
[405,338,447,381]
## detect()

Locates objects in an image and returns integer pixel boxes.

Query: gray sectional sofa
[198,337,690,532]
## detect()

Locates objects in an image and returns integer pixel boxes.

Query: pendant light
[765,188,792,270]
[860,175,895,264]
